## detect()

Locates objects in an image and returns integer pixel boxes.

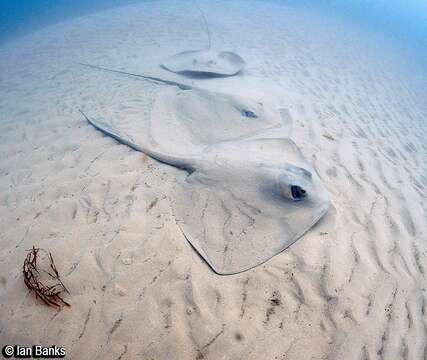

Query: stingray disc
[162,50,246,76]
[148,86,288,154]
[171,138,331,275]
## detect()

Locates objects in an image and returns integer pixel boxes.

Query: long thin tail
[79,109,194,171]
[76,62,193,90]
[193,0,211,50]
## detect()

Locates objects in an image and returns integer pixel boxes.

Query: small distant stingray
[161,3,246,77]
[78,63,330,274]
[162,50,246,78]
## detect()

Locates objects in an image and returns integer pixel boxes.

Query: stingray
[77,64,330,274]
[161,4,245,77]
[76,62,288,152]
[161,50,245,78]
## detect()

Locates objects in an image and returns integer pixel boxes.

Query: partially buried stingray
[78,64,330,274]
[161,3,245,77]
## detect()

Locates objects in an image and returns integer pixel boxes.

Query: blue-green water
[0,0,140,43]
[1,0,426,54]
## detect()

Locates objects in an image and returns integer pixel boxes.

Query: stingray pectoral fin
[79,109,194,171]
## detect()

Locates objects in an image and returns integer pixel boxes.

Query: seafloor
[0,1,426,359]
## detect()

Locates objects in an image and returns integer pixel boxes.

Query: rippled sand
[0,1,426,359]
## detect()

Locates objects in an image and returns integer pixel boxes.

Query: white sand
[0,1,426,359]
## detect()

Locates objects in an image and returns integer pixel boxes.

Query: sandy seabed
[0,1,426,359]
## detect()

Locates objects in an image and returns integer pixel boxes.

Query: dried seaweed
[23,246,70,308]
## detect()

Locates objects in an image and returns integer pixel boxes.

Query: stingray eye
[241,109,258,118]
[291,185,307,200]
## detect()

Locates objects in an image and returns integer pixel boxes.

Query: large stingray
[161,4,245,77]
[78,64,330,274]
